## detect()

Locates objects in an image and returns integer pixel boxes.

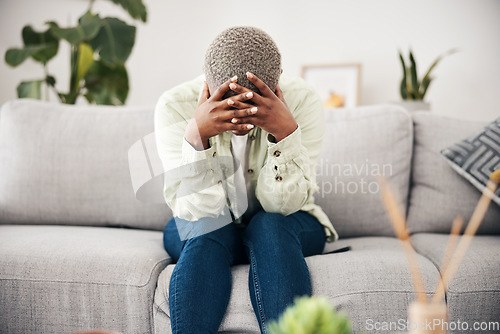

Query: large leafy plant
[4,0,147,105]
[399,48,457,101]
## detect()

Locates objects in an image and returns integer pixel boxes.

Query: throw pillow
[441,118,500,206]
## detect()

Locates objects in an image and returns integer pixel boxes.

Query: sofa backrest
[0,99,172,230]
[4,100,494,236]
[407,112,500,235]
[314,105,413,238]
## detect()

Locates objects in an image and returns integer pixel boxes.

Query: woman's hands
[228,72,298,142]
[185,76,256,150]
[184,72,298,150]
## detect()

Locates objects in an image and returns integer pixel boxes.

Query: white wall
[1,0,499,121]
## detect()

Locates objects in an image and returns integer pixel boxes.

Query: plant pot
[393,101,431,112]
[408,302,448,333]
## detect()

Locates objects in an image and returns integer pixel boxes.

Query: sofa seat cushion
[0,225,170,334]
[411,233,500,330]
[153,237,440,334]
[408,112,500,234]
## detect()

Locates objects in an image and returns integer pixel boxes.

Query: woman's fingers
[229,82,250,94]
[213,106,258,124]
[228,82,264,104]
[219,109,256,131]
[198,81,210,105]
[225,122,254,132]
[227,89,254,104]
[226,107,258,121]
[275,84,285,102]
[202,81,210,99]
[246,72,274,97]
[211,76,238,101]
[226,98,254,110]
[215,107,257,124]
[230,107,258,120]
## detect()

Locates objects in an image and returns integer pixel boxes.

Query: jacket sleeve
[255,86,325,215]
[154,97,228,222]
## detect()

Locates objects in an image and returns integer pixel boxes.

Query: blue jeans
[163,210,326,334]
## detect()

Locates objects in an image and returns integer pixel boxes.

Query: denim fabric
[163,210,326,334]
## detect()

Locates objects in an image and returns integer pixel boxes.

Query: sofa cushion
[411,233,500,331]
[407,113,500,234]
[154,237,440,334]
[314,105,413,237]
[0,225,170,334]
[0,99,172,230]
[441,117,500,206]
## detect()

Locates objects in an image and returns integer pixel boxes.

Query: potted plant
[4,0,147,105]
[267,296,351,334]
[397,48,457,112]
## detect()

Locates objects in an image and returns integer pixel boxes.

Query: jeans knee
[248,211,289,232]
[183,224,240,263]
[245,211,297,247]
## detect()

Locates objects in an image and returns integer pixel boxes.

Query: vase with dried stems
[379,169,500,334]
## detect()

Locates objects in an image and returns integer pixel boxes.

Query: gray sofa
[0,99,498,334]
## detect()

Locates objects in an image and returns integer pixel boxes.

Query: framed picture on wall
[301,63,361,108]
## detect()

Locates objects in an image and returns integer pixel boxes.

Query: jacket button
[248,169,254,174]
[217,180,222,185]
[273,150,281,157]
[250,135,256,140]
[275,176,282,182]
[213,152,217,157]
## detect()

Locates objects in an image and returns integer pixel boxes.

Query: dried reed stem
[431,216,463,304]
[431,180,498,304]
[379,177,428,304]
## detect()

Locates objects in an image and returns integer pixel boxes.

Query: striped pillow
[441,118,500,206]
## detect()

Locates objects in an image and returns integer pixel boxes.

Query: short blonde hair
[204,26,281,94]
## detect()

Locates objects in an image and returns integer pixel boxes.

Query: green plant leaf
[84,60,129,105]
[419,48,458,98]
[408,50,421,100]
[47,11,101,45]
[90,17,136,66]
[22,25,59,64]
[58,91,80,104]
[405,66,416,100]
[76,43,94,84]
[108,0,147,22]
[420,76,432,99]
[5,45,47,67]
[45,75,56,87]
[17,80,43,99]
[6,26,59,66]
[399,51,408,100]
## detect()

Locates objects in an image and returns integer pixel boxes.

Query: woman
[154,26,338,334]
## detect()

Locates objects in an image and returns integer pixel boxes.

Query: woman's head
[204,26,282,96]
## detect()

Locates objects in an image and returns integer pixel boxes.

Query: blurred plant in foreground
[268,296,351,334]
